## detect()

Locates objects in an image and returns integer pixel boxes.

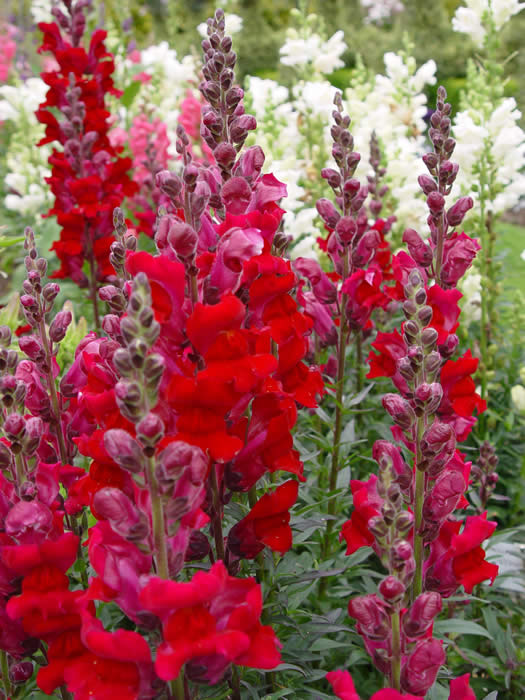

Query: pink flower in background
[0,24,17,82]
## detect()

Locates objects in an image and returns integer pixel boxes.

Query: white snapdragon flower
[280,29,346,76]
[285,208,319,255]
[452,0,525,46]
[0,78,48,122]
[459,268,482,324]
[197,13,243,38]
[361,0,405,24]
[245,77,289,120]
[511,385,525,413]
[31,0,54,24]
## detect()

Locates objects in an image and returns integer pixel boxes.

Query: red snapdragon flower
[227,480,299,558]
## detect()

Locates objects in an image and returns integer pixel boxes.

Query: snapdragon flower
[280,27,346,77]
[360,0,405,25]
[452,0,525,46]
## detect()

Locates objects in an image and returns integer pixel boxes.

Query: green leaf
[120,80,142,109]
[482,693,498,700]
[0,236,25,247]
[434,619,493,639]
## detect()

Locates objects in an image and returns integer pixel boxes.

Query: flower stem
[1,650,10,699]
[210,462,225,561]
[38,319,68,466]
[146,455,169,579]
[390,610,401,691]
[413,473,425,598]
[171,675,185,700]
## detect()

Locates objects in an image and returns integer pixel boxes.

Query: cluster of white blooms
[458,267,482,325]
[452,0,525,46]
[454,98,525,213]
[344,51,437,231]
[0,78,52,220]
[280,28,346,78]
[30,0,54,25]
[360,0,405,24]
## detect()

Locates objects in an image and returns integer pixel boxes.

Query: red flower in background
[227,480,299,558]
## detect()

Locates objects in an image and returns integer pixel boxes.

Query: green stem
[478,160,489,437]
[320,250,350,567]
[390,610,401,691]
[146,456,169,579]
[1,650,10,699]
[210,463,225,561]
[170,674,185,700]
[413,432,425,600]
[248,485,265,583]
[38,315,69,465]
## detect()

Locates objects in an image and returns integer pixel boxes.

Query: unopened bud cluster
[471,440,499,512]
[199,9,256,179]
[402,86,474,288]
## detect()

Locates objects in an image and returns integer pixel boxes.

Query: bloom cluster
[36,0,137,321]
[331,88,496,697]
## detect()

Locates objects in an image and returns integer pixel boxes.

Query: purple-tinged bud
[421,422,454,456]
[156,441,208,491]
[368,515,388,539]
[352,229,380,268]
[167,220,199,259]
[446,196,474,227]
[42,282,59,305]
[402,229,433,267]
[112,348,133,377]
[6,500,53,542]
[403,320,419,342]
[346,152,361,173]
[420,327,438,348]
[343,178,360,198]
[424,470,465,525]
[391,539,415,580]
[9,661,33,685]
[395,511,414,535]
[93,488,149,541]
[18,335,45,363]
[408,268,424,289]
[335,216,357,246]
[398,356,415,382]
[403,299,417,318]
[222,176,251,214]
[408,345,424,367]
[439,333,459,359]
[401,638,445,696]
[103,429,145,473]
[230,114,257,143]
[369,199,382,216]
[4,413,26,440]
[102,314,121,340]
[120,316,140,344]
[186,530,211,561]
[316,198,341,229]
[49,310,72,343]
[24,416,43,456]
[418,306,433,327]
[0,442,13,469]
[156,170,183,200]
[0,325,11,347]
[144,354,165,383]
[379,575,405,603]
[350,186,368,212]
[422,153,438,172]
[427,191,445,215]
[99,285,127,314]
[382,394,416,430]
[182,163,199,185]
[414,383,442,413]
[20,294,37,309]
[348,594,390,640]
[321,168,341,189]
[213,143,237,171]
[136,412,165,455]
[418,175,437,195]
[415,288,427,305]
[403,592,442,638]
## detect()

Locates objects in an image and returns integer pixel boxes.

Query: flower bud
[417,175,437,195]
[401,638,445,696]
[379,575,405,603]
[439,333,459,359]
[49,310,72,343]
[414,382,443,414]
[382,394,416,430]
[213,143,237,170]
[427,191,445,215]
[403,592,442,638]
[402,229,433,268]
[395,510,414,535]
[446,196,474,227]
[368,515,388,539]
[18,335,45,364]
[316,198,340,229]
[423,470,465,524]
[9,661,33,685]
[0,442,13,469]
[104,428,145,473]
[420,326,438,348]
[221,176,252,214]
[348,594,390,640]
[136,412,165,455]
[321,168,341,189]
[335,216,357,246]
[42,283,60,305]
